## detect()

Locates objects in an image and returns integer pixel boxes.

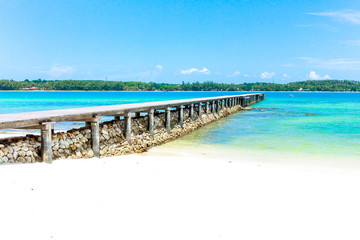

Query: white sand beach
[1,143,360,240]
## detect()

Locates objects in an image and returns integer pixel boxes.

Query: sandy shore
[0,144,360,240]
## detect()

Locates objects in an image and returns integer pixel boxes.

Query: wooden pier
[0,93,264,163]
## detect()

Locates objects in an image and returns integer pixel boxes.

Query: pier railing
[0,93,264,163]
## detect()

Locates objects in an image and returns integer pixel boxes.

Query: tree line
[0,79,359,91]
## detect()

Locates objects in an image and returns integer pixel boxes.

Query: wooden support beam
[124,112,132,144]
[217,100,220,114]
[41,122,54,163]
[87,115,100,158]
[205,101,209,116]
[190,104,194,121]
[135,112,141,118]
[114,116,120,121]
[211,101,215,114]
[165,107,171,134]
[148,109,154,137]
[19,125,42,130]
[178,105,184,129]
[198,102,202,120]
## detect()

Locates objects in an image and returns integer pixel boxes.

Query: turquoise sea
[1,91,359,160]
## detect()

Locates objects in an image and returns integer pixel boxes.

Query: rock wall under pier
[0,104,244,164]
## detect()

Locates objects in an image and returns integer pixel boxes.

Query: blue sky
[0,0,359,83]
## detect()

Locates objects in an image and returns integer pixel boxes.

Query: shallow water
[0,91,359,160]
[170,92,360,160]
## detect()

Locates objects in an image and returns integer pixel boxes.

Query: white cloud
[260,72,275,79]
[41,64,74,78]
[283,73,291,78]
[227,70,241,77]
[308,71,331,80]
[156,65,163,71]
[308,10,360,25]
[243,73,250,77]
[344,40,360,46]
[180,67,210,75]
[298,57,360,70]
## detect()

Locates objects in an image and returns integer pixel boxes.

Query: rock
[87,149,94,158]
[17,157,25,162]
[0,144,4,148]
[102,129,108,135]
[25,157,32,163]
[13,146,20,152]
[53,144,59,151]
[26,151,33,157]
[6,146,13,154]
[75,150,82,158]
[18,150,25,157]
[59,144,66,149]
[2,156,8,163]
[2,147,8,155]
[71,144,76,150]
[64,141,70,148]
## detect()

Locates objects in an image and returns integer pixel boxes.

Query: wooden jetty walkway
[0,93,264,163]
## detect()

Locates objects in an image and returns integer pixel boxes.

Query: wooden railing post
[165,107,171,134]
[41,122,54,163]
[198,102,202,120]
[190,104,194,121]
[178,105,184,129]
[205,101,209,116]
[211,101,215,114]
[87,116,100,158]
[148,109,154,137]
[124,112,132,144]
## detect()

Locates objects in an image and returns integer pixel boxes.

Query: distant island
[0,79,359,92]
